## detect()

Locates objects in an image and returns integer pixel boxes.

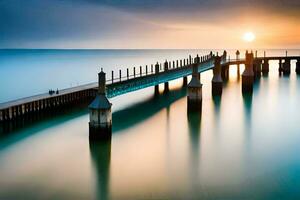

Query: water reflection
[242,91,253,127]
[1,58,300,199]
[212,96,221,117]
[112,87,186,132]
[89,140,111,200]
[0,107,88,150]
[187,111,201,193]
[0,102,90,135]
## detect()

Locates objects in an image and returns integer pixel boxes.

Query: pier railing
[105,54,213,84]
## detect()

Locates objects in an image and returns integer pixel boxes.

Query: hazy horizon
[1,48,300,50]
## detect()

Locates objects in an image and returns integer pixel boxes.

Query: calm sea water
[1,49,300,199]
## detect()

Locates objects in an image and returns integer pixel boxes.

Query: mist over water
[1,49,300,199]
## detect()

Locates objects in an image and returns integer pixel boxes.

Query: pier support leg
[89,71,112,140]
[282,59,291,75]
[154,85,159,95]
[183,76,188,86]
[253,59,262,78]
[278,59,283,74]
[187,66,202,112]
[262,59,269,75]
[221,64,229,80]
[164,82,169,93]
[242,51,254,93]
[212,56,223,96]
[296,60,300,75]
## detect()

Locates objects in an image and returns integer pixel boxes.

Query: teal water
[1,49,300,199]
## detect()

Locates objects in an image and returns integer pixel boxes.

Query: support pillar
[194,56,201,80]
[262,59,269,75]
[296,59,300,74]
[253,59,262,77]
[154,62,160,94]
[164,82,169,92]
[221,64,229,80]
[279,59,283,73]
[183,76,188,86]
[242,51,254,93]
[164,60,169,92]
[155,85,159,95]
[212,56,223,96]
[187,65,202,112]
[282,59,291,75]
[89,70,112,140]
[236,50,241,77]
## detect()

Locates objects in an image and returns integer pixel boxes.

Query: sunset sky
[0,0,299,49]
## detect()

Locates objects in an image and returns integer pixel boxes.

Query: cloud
[0,0,159,47]
[0,0,299,48]
[74,0,300,13]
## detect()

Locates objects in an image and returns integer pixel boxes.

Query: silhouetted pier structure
[1,51,300,136]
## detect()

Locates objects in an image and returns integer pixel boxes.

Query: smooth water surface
[1,49,300,199]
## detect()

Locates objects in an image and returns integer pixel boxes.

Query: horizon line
[1,48,300,51]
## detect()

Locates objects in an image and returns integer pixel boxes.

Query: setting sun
[243,32,255,42]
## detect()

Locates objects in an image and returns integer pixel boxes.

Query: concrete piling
[242,51,254,93]
[187,65,202,112]
[89,70,112,140]
[212,56,223,96]
[278,59,283,73]
[253,59,262,77]
[262,51,269,75]
[282,59,291,75]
